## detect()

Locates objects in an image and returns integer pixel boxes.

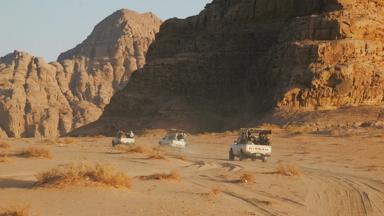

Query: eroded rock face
[85,0,384,134]
[0,9,161,137]
[277,0,384,110]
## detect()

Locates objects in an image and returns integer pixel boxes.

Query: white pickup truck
[112,131,135,147]
[229,128,272,162]
[112,137,135,146]
[159,132,187,149]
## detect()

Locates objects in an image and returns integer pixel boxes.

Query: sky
[0,0,211,61]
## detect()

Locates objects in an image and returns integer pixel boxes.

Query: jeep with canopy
[229,128,272,162]
[159,129,187,149]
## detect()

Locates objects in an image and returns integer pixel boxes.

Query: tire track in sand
[304,168,384,216]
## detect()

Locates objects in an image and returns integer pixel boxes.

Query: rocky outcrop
[0,9,161,137]
[76,0,384,134]
[276,0,384,110]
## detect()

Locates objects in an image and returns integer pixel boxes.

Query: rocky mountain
[0,9,161,137]
[74,0,384,135]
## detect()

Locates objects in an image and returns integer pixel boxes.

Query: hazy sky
[0,0,211,61]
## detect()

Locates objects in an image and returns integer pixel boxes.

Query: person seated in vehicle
[259,134,270,145]
[177,133,183,140]
[250,135,258,144]
[239,132,246,144]
[117,130,125,138]
[247,130,258,143]
[127,131,135,138]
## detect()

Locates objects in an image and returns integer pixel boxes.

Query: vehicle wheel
[239,151,246,161]
[262,156,267,163]
[229,149,235,161]
[251,156,256,161]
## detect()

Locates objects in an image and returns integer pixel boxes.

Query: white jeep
[112,131,135,147]
[229,128,272,162]
[159,132,187,149]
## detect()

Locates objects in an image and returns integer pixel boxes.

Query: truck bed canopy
[240,128,272,135]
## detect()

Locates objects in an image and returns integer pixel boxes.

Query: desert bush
[239,173,255,184]
[40,139,56,145]
[209,186,222,196]
[174,154,187,161]
[0,205,30,216]
[35,163,130,188]
[139,170,180,181]
[275,164,301,176]
[0,142,11,149]
[366,165,379,172]
[17,147,52,159]
[147,153,167,160]
[152,146,168,153]
[56,138,74,145]
[0,151,8,163]
[116,145,152,154]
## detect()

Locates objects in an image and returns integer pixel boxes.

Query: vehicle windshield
[176,133,186,140]
[166,132,186,141]
[168,134,176,140]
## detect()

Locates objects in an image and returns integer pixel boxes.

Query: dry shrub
[35,163,130,189]
[139,170,180,181]
[366,165,379,172]
[152,146,168,153]
[275,164,301,176]
[147,153,167,160]
[0,205,30,216]
[40,139,56,145]
[17,147,52,159]
[200,186,222,198]
[174,154,187,161]
[57,138,74,145]
[128,146,151,154]
[151,147,188,161]
[116,145,152,154]
[0,142,11,149]
[209,186,222,196]
[116,145,170,160]
[239,173,255,184]
[0,151,8,163]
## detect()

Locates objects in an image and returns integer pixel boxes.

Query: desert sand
[0,128,383,216]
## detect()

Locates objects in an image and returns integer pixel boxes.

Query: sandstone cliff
[0,9,161,137]
[77,0,384,134]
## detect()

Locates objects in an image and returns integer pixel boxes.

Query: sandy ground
[0,129,383,216]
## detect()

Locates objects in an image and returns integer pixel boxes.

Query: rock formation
[76,0,384,134]
[0,9,161,137]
